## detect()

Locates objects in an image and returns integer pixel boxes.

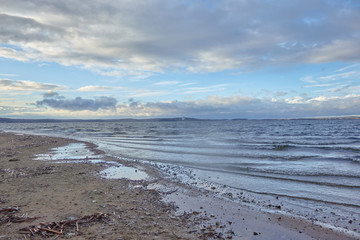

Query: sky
[0,0,360,119]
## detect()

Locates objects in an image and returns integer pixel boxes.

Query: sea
[1,119,359,233]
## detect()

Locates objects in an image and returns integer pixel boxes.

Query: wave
[351,157,360,164]
[222,184,360,209]
[272,144,293,151]
[102,142,315,162]
[186,164,360,189]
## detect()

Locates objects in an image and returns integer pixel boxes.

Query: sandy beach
[0,132,357,240]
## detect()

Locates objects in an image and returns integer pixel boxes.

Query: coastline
[0,132,357,240]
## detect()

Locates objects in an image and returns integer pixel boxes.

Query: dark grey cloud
[0,0,359,74]
[36,95,118,111]
[0,13,63,43]
[43,91,62,99]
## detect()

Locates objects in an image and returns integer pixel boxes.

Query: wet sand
[0,132,357,239]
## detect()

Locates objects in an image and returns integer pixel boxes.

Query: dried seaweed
[0,207,20,214]
[0,207,39,225]
[20,212,108,237]
[0,214,39,225]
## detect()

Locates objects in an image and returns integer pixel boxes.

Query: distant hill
[0,118,63,123]
[1,116,359,123]
[298,116,360,120]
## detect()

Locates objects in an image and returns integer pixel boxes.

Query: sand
[0,132,358,240]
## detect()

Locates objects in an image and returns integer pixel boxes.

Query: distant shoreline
[1,115,360,123]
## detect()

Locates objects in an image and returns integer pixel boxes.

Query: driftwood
[20,212,108,236]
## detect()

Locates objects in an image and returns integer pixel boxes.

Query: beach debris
[0,207,39,225]
[179,210,234,239]
[267,204,281,210]
[0,166,56,179]
[0,207,20,213]
[163,189,178,195]
[0,214,39,225]
[19,212,108,237]
[8,158,20,162]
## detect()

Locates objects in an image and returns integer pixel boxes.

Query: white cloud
[131,89,169,98]
[308,40,360,64]
[77,85,126,92]
[0,73,17,77]
[285,96,306,104]
[300,66,360,94]
[0,0,359,76]
[184,84,230,94]
[77,84,170,98]
[153,81,180,86]
[335,64,360,73]
[0,47,32,62]
[0,79,67,91]
[318,71,358,81]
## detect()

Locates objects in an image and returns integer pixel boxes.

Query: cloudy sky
[1,0,360,119]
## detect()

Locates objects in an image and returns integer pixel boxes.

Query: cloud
[318,71,359,81]
[300,65,360,93]
[131,89,169,98]
[77,85,126,92]
[0,79,67,91]
[153,81,180,86]
[76,85,169,98]
[0,47,33,62]
[334,64,360,73]
[0,13,63,43]
[16,91,360,118]
[184,84,230,94]
[43,91,64,99]
[36,94,118,111]
[0,73,17,77]
[0,105,29,116]
[308,40,360,64]
[112,93,360,119]
[0,0,359,76]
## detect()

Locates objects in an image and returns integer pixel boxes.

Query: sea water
[1,119,359,232]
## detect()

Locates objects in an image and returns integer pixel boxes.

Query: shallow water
[34,143,97,161]
[34,142,149,181]
[100,165,149,180]
[2,119,360,232]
